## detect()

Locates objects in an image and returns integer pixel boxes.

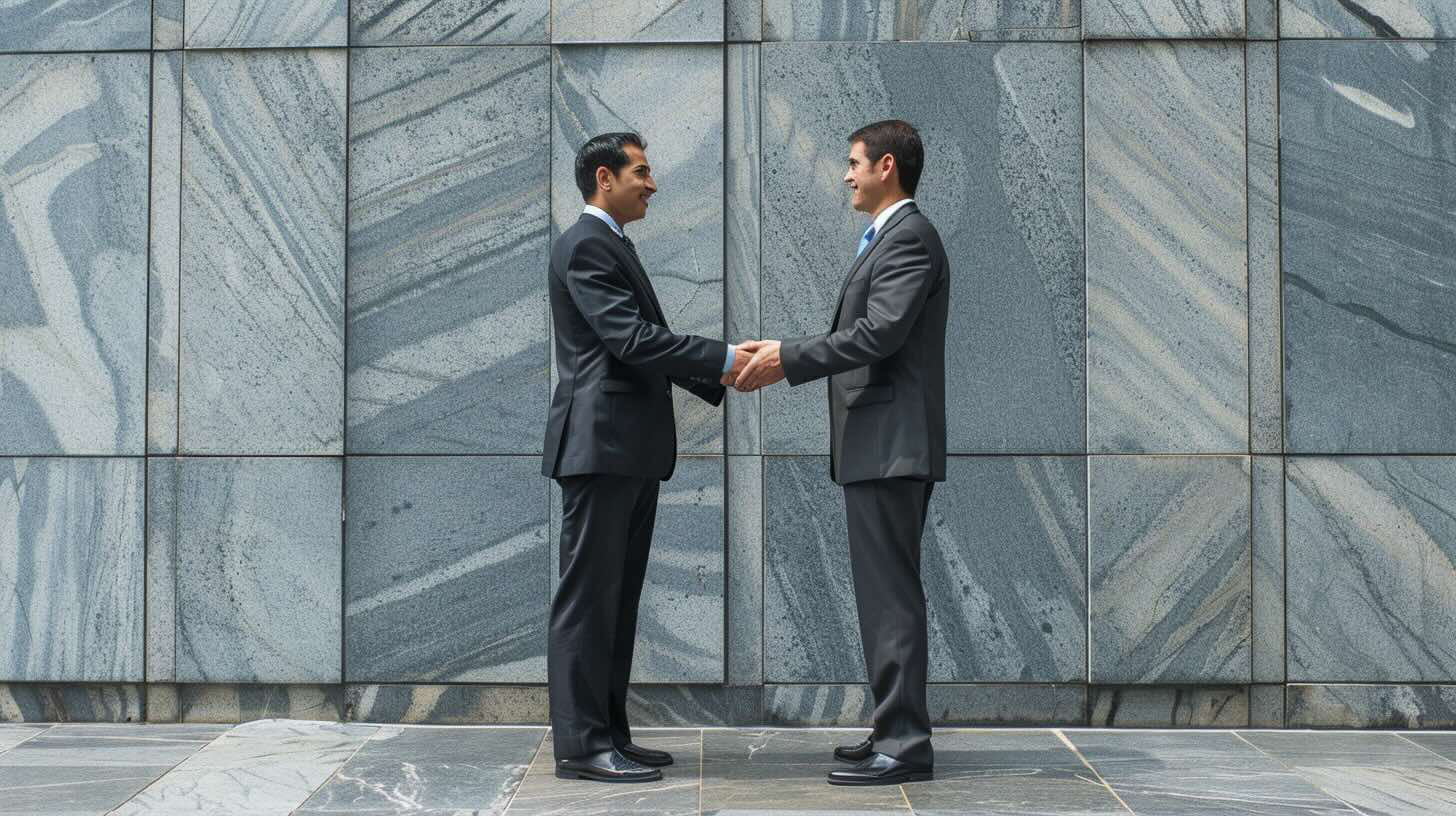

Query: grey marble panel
[1401,733,1456,762]
[0,458,143,682]
[350,0,548,44]
[1287,458,1456,682]
[1089,686,1248,727]
[1281,0,1456,37]
[1240,731,1456,816]
[1086,41,1247,455]
[178,684,345,723]
[1251,684,1286,728]
[1083,0,1243,36]
[0,726,46,755]
[344,684,550,724]
[0,724,226,816]
[179,50,346,455]
[0,684,142,723]
[927,457,1086,682]
[0,54,149,457]
[761,43,1084,455]
[907,732,1126,816]
[154,0,184,48]
[147,685,179,723]
[510,730,701,815]
[764,0,1082,40]
[1281,41,1456,453]
[1249,0,1278,36]
[348,47,550,455]
[0,0,148,49]
[1253,456,1285,684]
[763,457,858,682]
[184,0,347,46]
[345,456,548,682]
[727,456,763,684]
[1288,684,1456,729]
[173,457,343,684]
[1249,42,1282,454]
[1089,456,1252,684]
[294,726,543,815]
[146,458,178,683]
[762,684,1087,727]
[628,685,764,727]
[552,46,726,452]
[112,720,377,816]
[1067,731,1360,816]
[553,0,723,42]
[702,731,910,814]
[725,43,761,455]
[728,0,762,39]
[148,52,182,456]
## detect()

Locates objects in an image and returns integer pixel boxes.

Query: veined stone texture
[1,54,149,456]
[347,46,550,454]
[1083,0,1244,37]
[184,0,347,47]
[1086,41,1247,454]
[179,50,346,455]
[764,0,1082,41]
[350,0,548,44]
[0,458,143,682]
[0,0,149,50]
[1281,0,1456,37]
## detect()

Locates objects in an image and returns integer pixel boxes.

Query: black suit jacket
[780,203,949,485]
[543,214,727,481]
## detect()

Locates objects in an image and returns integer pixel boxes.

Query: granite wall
[2,1,1455,730]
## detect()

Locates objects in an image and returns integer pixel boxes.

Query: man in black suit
[734,120,948,786]
[543,132,749,783]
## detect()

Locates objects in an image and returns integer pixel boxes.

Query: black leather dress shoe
[555,749,663,783]
[619,742,673,767]
[833,737,874,763]
[827,752,933,786]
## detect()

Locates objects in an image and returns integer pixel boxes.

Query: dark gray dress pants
[548,473,659,760]
[844,476,935,767]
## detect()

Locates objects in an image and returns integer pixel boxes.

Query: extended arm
[563,234,728,382]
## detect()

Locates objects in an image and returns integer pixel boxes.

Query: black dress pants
[548,473,659,760]
[844,476,935,767]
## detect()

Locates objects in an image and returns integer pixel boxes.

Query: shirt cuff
[722,343,737,374]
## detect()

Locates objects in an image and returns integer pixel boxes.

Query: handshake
[721,339,785,392]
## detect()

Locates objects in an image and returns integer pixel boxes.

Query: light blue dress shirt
[582,206,736,374]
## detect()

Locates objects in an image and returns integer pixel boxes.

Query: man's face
[601,144,656,223]
[843,140,885,214]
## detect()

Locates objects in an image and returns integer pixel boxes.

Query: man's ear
[595,165,613,192]
[879,154,896,183]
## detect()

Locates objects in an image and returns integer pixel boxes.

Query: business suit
[543,213,727,761]
[780,201,949,767]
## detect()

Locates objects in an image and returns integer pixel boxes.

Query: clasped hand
[722,339,784,392]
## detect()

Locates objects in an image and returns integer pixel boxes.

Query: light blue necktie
[856,225,876,257]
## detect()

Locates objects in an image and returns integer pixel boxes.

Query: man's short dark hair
[849,120,923,196]
[575,132,646,201]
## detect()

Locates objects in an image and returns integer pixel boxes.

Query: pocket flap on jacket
[843,383,893,408]
[600,378,637,393]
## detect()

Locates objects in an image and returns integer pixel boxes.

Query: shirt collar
[582,204,624,238]
[868,198,914,236]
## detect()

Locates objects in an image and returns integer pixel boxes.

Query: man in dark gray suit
[734,119,948,786]
[544,132,750,783]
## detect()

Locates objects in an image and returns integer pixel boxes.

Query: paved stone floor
[2,721,1456,814]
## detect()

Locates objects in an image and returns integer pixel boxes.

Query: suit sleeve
[670,376,726,406]
[779,228,937,386]
[562,233,729,381]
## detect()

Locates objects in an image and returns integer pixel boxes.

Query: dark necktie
[620,232,638,259]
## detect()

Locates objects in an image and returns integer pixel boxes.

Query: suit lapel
[580,215,666,325]
[830,203,917,328]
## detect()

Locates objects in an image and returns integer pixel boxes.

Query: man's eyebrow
[634,162,651,172]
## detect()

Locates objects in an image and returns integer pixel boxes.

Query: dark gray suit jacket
[542,214,727,481]
[780,203,949,485]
